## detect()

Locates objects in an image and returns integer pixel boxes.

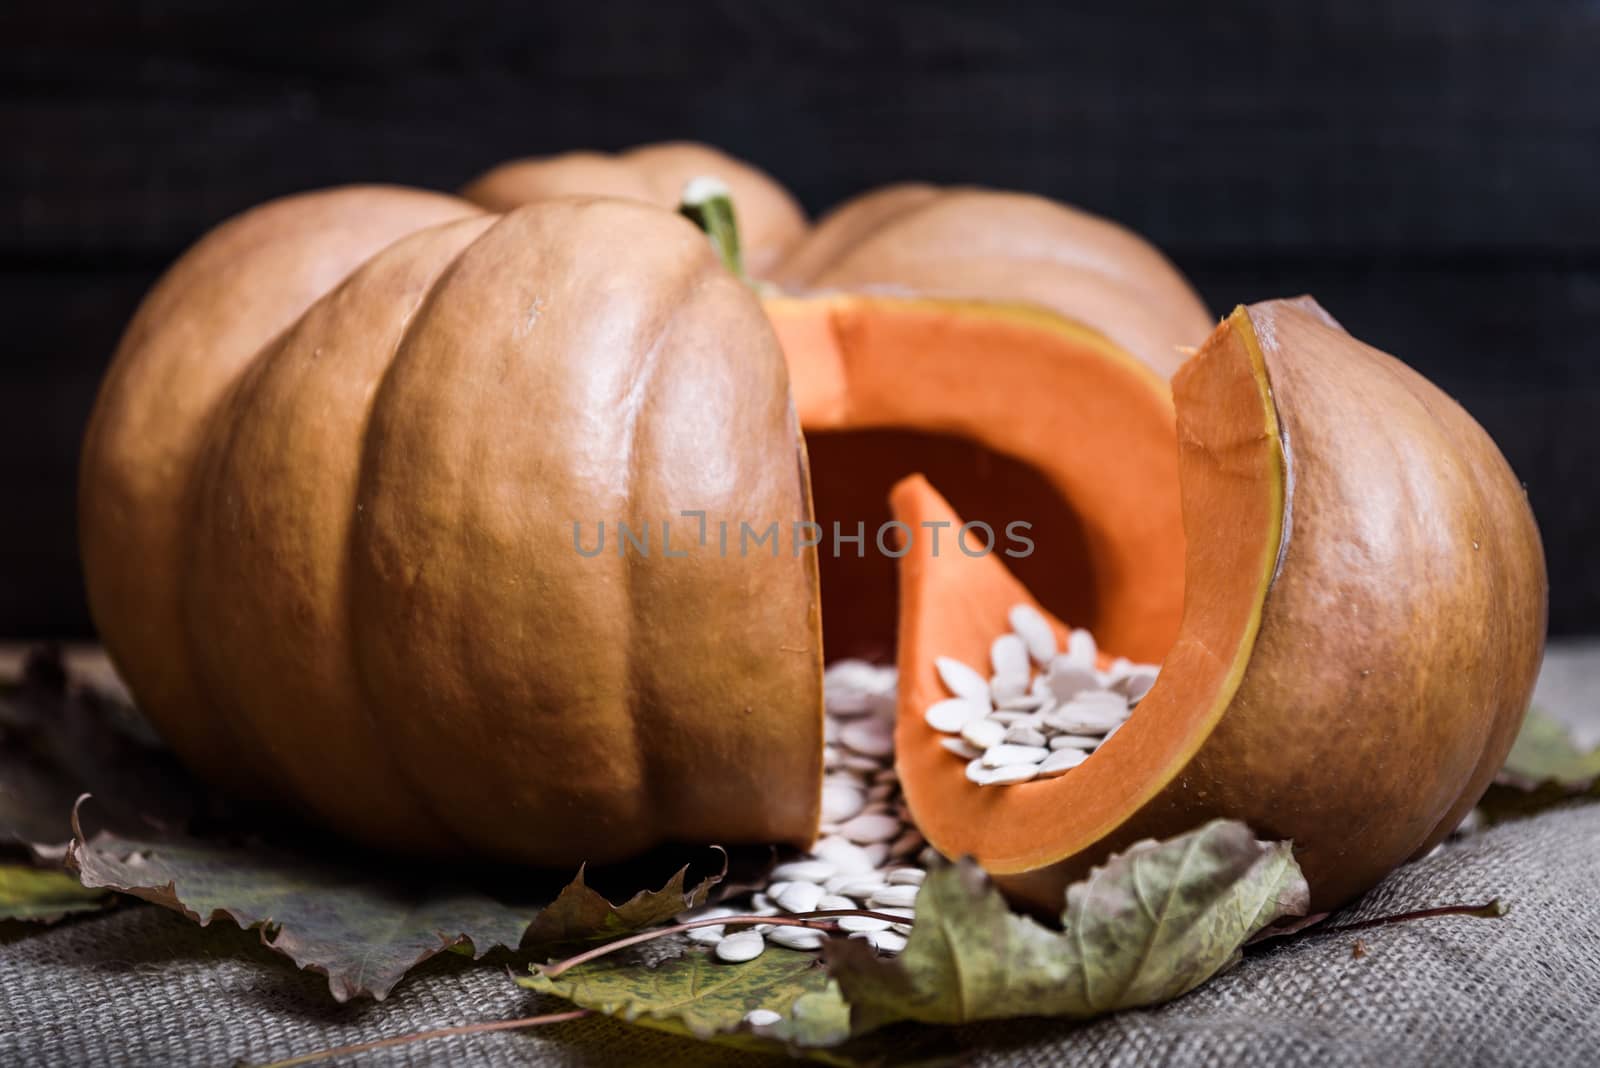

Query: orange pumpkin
[79,188,823,865]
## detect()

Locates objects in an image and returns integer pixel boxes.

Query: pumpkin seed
[1037,747,1088,776]
[839,812,901,844]
[775,881,824,913]
[764,925,824,951]
[837,913,892,933]
[744,1008,783,1027]
[867,929,909,954]
[687,925,727,945]
[812,836,876,874]
[861,842,891,867]
[885,867,926,885]
[925,696,985,733]
[1049,733,1104,750]
[939,736,982,759]
[996,692,1048,711]
[1044,661,1100,702]
[935,656,990,703]
[960,717,1007,750]
[715,930,767,962]
[989,672,1028,703]
[1002,725,1047,747]
[981,743,1049,767]
[990,633,1030,685]
[985,763,1041,785]
[840,718,894,758]
[820,782,865,824]
[1066,628,1097,668]
[1008,603,1058,664]
[868,884,920,909]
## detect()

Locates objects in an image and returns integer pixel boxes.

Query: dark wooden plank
[2,0,1598,258]
[4,261,1596,638]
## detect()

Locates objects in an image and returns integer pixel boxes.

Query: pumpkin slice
[765,293,1186,666]
[891,298,1545,914]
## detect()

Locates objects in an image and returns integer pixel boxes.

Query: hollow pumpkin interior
[764,294,1188,668]
[885,310,1285,881]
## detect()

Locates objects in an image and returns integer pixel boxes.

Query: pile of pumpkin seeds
[676,609,1154,1033]
[925,604,1158,785]
[676,659,926,972]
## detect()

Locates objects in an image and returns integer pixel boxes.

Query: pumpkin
[889,299,1546,913]
[78,187,823,865]
[462,141,806,276]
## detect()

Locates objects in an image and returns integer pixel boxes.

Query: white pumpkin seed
[939,736,982,759]
[868,884,919,909]
[715,930,767,962]
[989,672,1028,703]
[868,929,909,954]
[1049,733,1103,750]
[862,842,891,867]
[981,744,1049,767]
[885,867,926,885]
[772,859,837,884]
[1002,725,1047,747]
[827,879,884,901]
[744,1008,784,1027]
[935,656,990,703]
[811,836,876,874]
[996,692,1048,711]
[1008,603,1058,664]
[820,782,865,824]
[1044,662,1100,702]
[838,812,901,844]
[985,763,1040,785]
[840,718,894,758]
[776,881,824,913]
[1113,668,1159,703]
[960,717,1006,750]
[765,925,824,951]
[836,913,891,933]
[990,633,1030,683]
[1037,747,1089,776]
[1065,628,1097,668]
[818,893,859,910]
[924,696,985,733]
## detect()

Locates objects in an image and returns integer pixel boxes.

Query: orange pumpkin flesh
[887,298,1545,914]
[765,294,1186,667]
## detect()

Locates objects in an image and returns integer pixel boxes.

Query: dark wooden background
[4,0,1597,637]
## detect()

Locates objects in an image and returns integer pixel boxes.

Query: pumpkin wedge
[79,189,823,865]
[891,298,1546,914]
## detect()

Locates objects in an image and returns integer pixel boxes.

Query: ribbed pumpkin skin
[79,189,824,864]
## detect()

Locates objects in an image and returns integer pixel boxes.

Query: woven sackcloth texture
[0,802,1595,1067]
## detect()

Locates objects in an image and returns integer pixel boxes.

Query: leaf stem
[249,1008,592,1068]
[1322,898,1506,935]
[538,908,913,979]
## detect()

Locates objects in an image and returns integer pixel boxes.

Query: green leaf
[826,820,1308,1033]
[520,944,851,1048]
[1479,709,1600,826]
[0,861,111,923]
[522,857,723,950]
[1500,708,1600,788]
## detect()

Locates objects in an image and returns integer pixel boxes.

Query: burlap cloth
[0,801,1592,1067]
[3,642,1598,1066]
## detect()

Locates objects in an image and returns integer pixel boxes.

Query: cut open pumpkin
[765,294,1186,667]
[878,298,1545,914]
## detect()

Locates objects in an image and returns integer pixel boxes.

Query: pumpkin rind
[81,191,824,864]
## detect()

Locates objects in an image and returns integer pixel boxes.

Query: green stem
[678,176,745,280]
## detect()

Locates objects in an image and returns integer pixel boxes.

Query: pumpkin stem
[678,176,745,279]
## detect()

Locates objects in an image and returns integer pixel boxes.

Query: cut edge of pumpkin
[888,305,1286,875]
